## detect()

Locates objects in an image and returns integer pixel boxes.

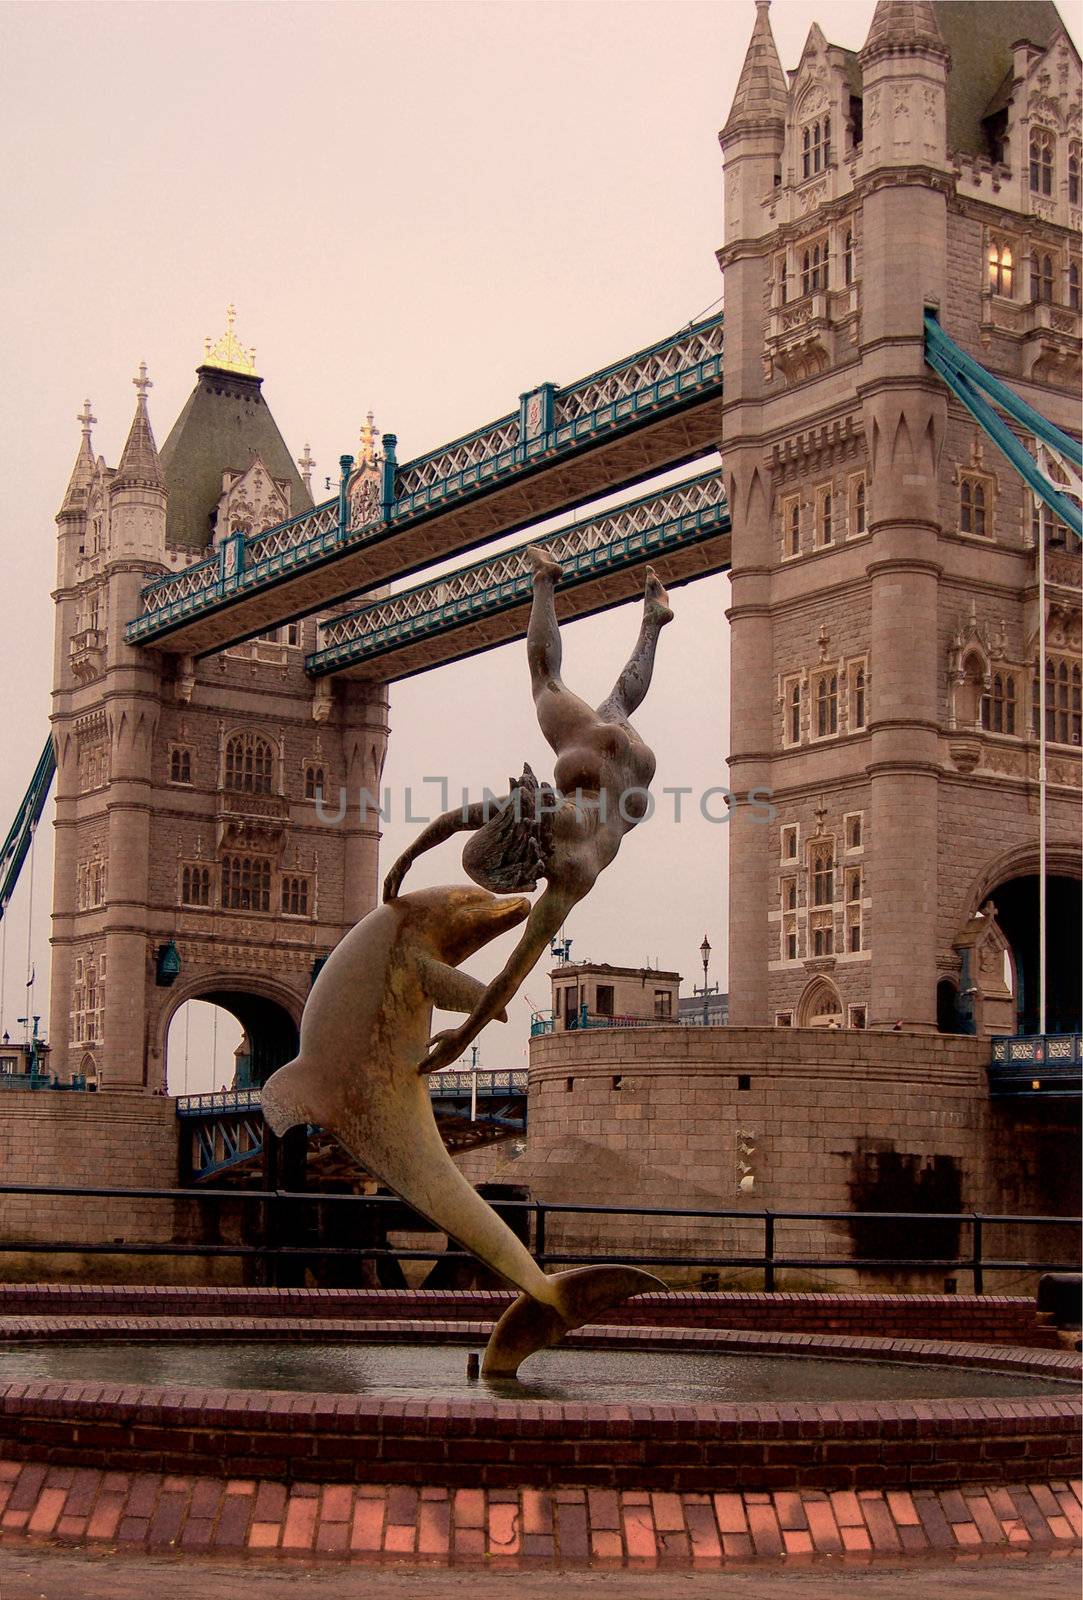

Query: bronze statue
[263,548,672,1375]
[386,545,673,1072]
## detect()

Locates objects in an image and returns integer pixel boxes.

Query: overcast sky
[4,0,1043,1089]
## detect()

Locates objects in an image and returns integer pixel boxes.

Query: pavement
[0,1545,1080,1600]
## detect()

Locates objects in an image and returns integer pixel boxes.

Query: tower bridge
[125,313,725,657]
[0,0,1079,1253]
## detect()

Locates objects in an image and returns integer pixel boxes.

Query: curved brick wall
[514,1027,1080,1283]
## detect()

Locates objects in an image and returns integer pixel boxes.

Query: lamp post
[694,934,719,1026]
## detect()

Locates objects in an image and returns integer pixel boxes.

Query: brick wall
[0,1091,178,1249]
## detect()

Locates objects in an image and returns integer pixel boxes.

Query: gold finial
[203,303,257,376]
[358,410,380,467]
[77,399,96,440]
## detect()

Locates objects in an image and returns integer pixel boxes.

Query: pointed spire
[723,0,787,137]
[113,363,164,492]
[357,410,380,467]
[59,399,97,515]
[861,1,946,62]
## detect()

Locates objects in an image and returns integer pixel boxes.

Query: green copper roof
[158,365,312,553]
[931,0,1065,157]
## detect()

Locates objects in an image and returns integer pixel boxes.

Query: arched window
[1031,251,1055,303]
[788,498,800,556]
[982,672,1016,735]
[169,746,192,785]
[811,842,835,909]
[1034,657,1082,745]
[818,487,833,545]
[843,228,854,286]
[987,241,1013,297]
[788,680,802,744]
[281,875,310,917]
[180,864,211,907]
[224,732,274,795]
[1029,127,1054,195]
[801,116,830,177]
[851,665,867,730]
[960,476,988,535]
[220,855,272,912]
[815,673,838,738]
[800,238,829,296]
[303,763,326,801]
[1069,262,1080,313]
[1070,141,1081,206]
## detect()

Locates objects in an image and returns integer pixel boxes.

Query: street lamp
[694,934,719,1026]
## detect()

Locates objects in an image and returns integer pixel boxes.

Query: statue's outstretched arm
[420,885,578,1074]
[383,801,488,901]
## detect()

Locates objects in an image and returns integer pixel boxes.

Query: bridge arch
[959,846,1082,1037]
[155,972,303,1095]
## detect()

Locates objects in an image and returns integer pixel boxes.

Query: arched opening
[165,990,299,1096]
[798,976,843,1028]
[936,978,969,1035]
[986,875,1082,1035]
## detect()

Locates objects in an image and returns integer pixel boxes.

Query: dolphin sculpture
[261,883,662,1377]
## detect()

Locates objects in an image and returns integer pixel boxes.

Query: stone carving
[262,549,672,1376]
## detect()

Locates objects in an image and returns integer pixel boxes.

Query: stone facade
[49,351,388,1096]
[721,0,1081,1032]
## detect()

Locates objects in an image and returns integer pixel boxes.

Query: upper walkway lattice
[124,314,724,658]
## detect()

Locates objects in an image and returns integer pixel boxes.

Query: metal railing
[989,1033,1081,1098]
[0,1181,1075,1294]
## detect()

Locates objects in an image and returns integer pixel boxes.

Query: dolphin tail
[481,1264,665,1378]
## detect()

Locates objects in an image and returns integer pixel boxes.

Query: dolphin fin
[261,1057,325,1136]
[481,1264,665,1378]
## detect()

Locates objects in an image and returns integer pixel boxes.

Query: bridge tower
[722,0,1081,1031]
[49,322,388,1093]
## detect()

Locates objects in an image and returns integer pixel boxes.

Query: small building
[0,1035,54,1082]
[548,962,681,1031]
[678,992,730,1027]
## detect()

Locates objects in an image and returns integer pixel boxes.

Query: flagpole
[1036,460,1048,1039]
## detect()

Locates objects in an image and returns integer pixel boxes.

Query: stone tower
[722,0,1081,1032]
[49,319,388,1092]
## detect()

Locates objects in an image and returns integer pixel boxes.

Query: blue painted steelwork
[125,314,724,648]
[308,470,729,677]
[988,1034,1082,1097]
[0,739,56,923]
[177,1073,529,1181]
[924,315,1082,537]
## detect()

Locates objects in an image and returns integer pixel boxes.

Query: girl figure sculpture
[383,545,673,1073]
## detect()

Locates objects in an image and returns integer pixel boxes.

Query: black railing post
[764,1211,776,1293]
[972,1214,984,1295]
[535,1202,547,1264]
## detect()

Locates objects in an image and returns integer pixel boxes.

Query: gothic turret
[113,364,165,493]
[719,0,787,246]
[107,365,167,565]
[723,0,787,138]
[58,401,97,521]
[861,0,945,62]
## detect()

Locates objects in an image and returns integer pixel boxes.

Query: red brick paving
[0,1455,1076,1569]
